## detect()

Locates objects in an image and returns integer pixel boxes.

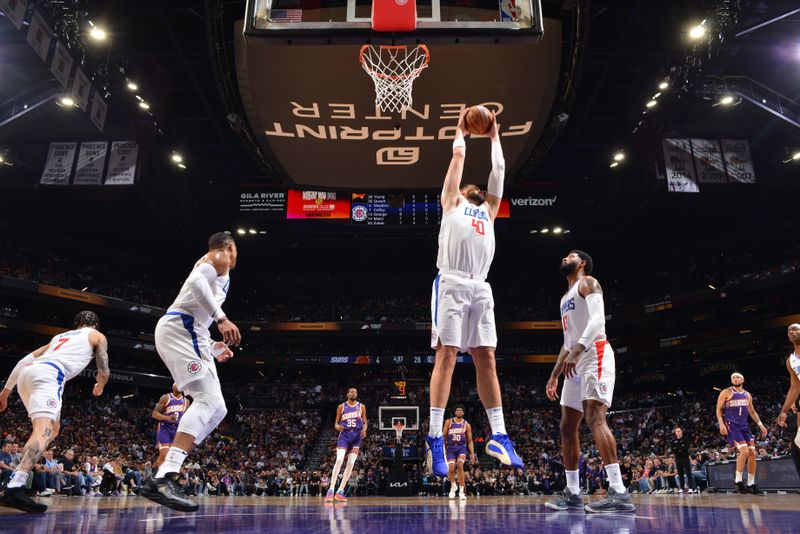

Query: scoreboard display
[350,193,443,226]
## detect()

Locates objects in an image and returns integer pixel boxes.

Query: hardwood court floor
[0,493,796,533]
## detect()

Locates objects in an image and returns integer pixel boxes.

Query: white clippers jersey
[37,327,95,381]
[789,352,800,380]
[167,256,230,332]
[560,281,606,352]
[436,197,496,279]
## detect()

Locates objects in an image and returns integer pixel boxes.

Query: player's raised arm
[484,112,505,221]
[778,358,800,427]
[746,392,767,437]
[441,109,469,213]
[716,389,730,436]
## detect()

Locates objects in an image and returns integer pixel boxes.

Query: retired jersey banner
[71,67,91,111]
[26,9,51,62]
[50,40,74,88]
[40,142,76,185]
[721,139,756,183]
[690,139,727,184]
[74,141,108,185]
[286,189,350,219]
[662,138,699,193]
[105,141,138,185]
[90,93,108,132]
[0,0,28,30]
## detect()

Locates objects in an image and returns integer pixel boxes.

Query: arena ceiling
[0,0,798,245]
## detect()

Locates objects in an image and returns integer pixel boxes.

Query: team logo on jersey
[187,361,203,375]
[352,205,368,222]
[597,381,608,396]
[561,298,575,316]
[46,398,57,408]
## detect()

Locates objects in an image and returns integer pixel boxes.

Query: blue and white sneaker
[485,433,524,469]
[425,435,449,477]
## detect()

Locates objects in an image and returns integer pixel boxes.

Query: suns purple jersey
[160,393,189,427]
[723,388,750,426]
[340,402,363,432]
[446,418,467,449]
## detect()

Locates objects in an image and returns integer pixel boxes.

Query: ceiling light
[653,92,662,99]
[708,284,716,290]
[689,23,706,40]
[553,227,563,234]
[248,229,257,234]
[171,153,183,163]
[529,230,538,234]
[719,95,734,105]
[139,101,150,109]
[236,228,246,235]
[610,162,619,168]
[0,155,3,163]
[89,27,107,41]
[127,82,138,91]
[613,151,625,162]
[792,151,800,161]
[177,163,186,169]
[658,81,669,90]
[59,96,75,107]
[563,230,571,234]
[540,228,549,234]
[646,100,657,108]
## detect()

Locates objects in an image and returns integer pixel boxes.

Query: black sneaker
[584,487,636,514]
[0,486,47,513]
[544,487,584,511]
[747,484,764,495]
[735,481,747,494]
[139,474,199,512]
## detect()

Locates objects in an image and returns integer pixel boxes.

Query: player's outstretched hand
[218,319,241,346]
[92,383,104,397]
[212,341,234,363]
[546,376,559,401]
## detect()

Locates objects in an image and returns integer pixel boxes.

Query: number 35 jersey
[437,196,495,280]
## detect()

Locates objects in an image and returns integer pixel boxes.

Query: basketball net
[360,45,430,114]
[393,421,406,441]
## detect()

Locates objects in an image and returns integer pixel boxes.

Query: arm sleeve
[486,139,505,199]
[3,353,35,392]
[186,263,225,321]
[577,293,605,349]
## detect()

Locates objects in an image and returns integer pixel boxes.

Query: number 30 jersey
[436,196,495,280]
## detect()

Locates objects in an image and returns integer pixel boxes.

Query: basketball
[464,105,494,135]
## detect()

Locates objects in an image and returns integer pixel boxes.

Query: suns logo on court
[187,361,203,375]
[46,398,57,408]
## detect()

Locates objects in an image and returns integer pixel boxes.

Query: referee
[672,426,695,493]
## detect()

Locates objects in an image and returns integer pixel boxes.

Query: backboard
[378,405,420,431]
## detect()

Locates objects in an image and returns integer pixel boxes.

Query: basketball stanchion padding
[371,0,417,32]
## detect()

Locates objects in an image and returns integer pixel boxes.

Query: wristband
[452,138,466,151]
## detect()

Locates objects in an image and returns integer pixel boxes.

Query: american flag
[270,9,303,23]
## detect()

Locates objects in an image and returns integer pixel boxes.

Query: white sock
[460,486,465,494]
[155,446,188,478]
[747,473,755,486]
[429,407,445,438]
[566,469,580,494]
[7,471,29,489]
[735,471,743,483]
[486,407,507,435]
[604,463,626,493]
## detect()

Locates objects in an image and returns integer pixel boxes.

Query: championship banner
[71,67,91,111]
[721,139,756,183]
[26,9,51,62]
[0,0,28,30]
[105,141,138,185]
[690,139,726,184]
[286,189,350,219]
[40,142,76,185]
[50,40,73,88]
[74,141,108,185]
[90,92,108,132]
[662,138,699,193]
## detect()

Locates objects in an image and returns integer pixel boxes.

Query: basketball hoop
[359,45,430,114]
[393,420,406,440]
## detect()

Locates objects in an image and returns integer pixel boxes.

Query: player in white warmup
[0,311,109,513]
[140,232,241,512]
[545,250,635,513]
[426,109,523,478]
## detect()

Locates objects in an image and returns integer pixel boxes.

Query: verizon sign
[510,195,557,207]
[508,191,558,218]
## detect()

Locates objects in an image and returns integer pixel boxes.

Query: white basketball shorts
[155,312,218,391]
[17,362,66,421]
[560,340,615,412]
[430,272,497,352]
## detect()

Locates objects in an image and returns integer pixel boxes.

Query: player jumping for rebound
[444,405,475,500]
[325,388,367,503]
[0,311,109,513]
[140,232,240,512]
[777,324,800,478]
[152,384,190,467]
[716,372,767,494]
[426,109,523,479]
[545,251,635,513]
